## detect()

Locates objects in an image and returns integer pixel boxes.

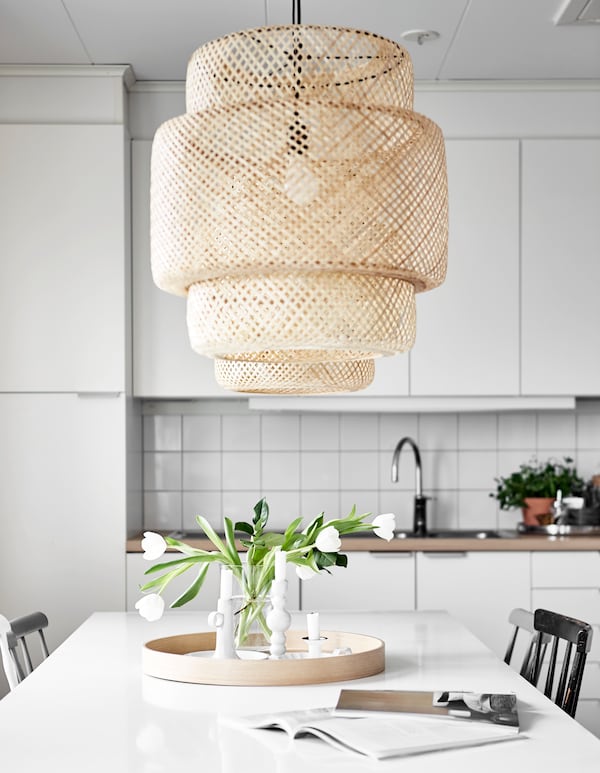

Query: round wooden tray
[142,629,385,686]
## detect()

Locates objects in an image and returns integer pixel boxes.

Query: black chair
[0,612,50,691]
[531,608,593,718]
[504,607,549,680]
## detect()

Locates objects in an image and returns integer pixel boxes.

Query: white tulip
[296,564,317,581]
[141,531,167,561]
[135,593,165,622]
[372,512,396,541]
[315,525,341,552]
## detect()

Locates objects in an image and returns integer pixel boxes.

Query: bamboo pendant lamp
[151,24,448,394]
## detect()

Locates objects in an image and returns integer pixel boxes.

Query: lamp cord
[292,0,301,24]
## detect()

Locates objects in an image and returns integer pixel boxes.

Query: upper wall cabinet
[521,139,600,396]
[0,124,127,392]
[409,139,520,396]
[132,141,232,398]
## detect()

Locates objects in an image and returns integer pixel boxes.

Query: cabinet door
[301,552,415,611]
[522,139,600,395]
[0,393,126,695]
[0,125,126,392]
[410,140,520,396]
[416,552,530,658]
[132,141,233,398]
[531,551,600,737]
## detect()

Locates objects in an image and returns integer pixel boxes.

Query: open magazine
[226,690,520,760]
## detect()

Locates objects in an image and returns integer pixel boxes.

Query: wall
[141,400,600,535]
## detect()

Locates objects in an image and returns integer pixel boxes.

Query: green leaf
[254,532,285,548]
[335,553,348,568]
[282,517,303,547]
[143,554,215,575]
[171,564,210,608]
[196,515,230,558]
[234,521,254,536]
[303,513,324,542]
[314,549,338,569]
[223,517,242,566]
[252,498,270,533]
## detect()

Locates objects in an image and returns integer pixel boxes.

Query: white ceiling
[0,0,599,82]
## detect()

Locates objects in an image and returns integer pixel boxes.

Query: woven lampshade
[215,358,375,394]
[151,24,448,394]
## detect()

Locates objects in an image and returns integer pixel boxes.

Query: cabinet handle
[77,392,122,398]
[368,552,413,558]
[422,552,468,557]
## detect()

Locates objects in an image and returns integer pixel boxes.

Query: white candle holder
[266,578,291,659]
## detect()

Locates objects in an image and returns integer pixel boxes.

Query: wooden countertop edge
[126,534,600,553]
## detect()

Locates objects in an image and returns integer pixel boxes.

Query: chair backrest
[532,608,593,718]
[504,607,549,680]
[0,612,50,692]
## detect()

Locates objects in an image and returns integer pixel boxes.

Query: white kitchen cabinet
[531,551,600,737]
[0,124,127,392]
[300,552,415,611]
[132,141,233,398]
[416,551,530,659]
[521,139,600,395]
[410,140,520,396]
[126,552,300,612]
[0,393,127,697]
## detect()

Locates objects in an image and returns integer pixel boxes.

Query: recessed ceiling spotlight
[401,29,441,45]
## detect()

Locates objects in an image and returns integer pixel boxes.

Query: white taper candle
[307,611,320,641]
[219,566,233,601]
[274,549,287,581]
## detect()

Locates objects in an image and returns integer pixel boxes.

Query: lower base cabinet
[300,552,416,611]
[415,552,531,660]
[530,552,600,738]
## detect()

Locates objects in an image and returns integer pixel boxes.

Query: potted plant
[491,457,584,526]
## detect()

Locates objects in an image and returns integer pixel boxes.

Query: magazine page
[335,690,519,731]
[223,694,521,760]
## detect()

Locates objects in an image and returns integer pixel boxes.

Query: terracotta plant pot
[522,497,555,526]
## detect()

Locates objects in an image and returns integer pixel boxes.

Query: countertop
[126,532,600,552]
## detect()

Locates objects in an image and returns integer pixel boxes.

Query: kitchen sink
[395,529,510,540]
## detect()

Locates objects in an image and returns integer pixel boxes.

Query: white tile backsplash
[143,415,181,451]
[340,414,378,450]
[300,451,340,490]
[458,413,497,450]
[379,414,419,452]
[143,491,182,530]
[261,451,300,490]
[182,452,221,490]
[261,414,300,450]
[141,404,600,532]
[458,450,497,490]
[498,413,536,449]
[222,414,260,451]
[222,451,260,489]
[340,451,379,490]
[300,413,339,450]
[419,413,458,450]
[183,415,221,451]
[538,412,576,450]
[144,452,181,490]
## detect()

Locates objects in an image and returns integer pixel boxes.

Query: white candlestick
[219,566,233,601]
[307,611,320,641]
[274,549,287,582]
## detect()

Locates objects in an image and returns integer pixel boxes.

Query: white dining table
[1,609,599,772]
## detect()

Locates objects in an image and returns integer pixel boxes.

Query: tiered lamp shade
[151,25,448,394]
